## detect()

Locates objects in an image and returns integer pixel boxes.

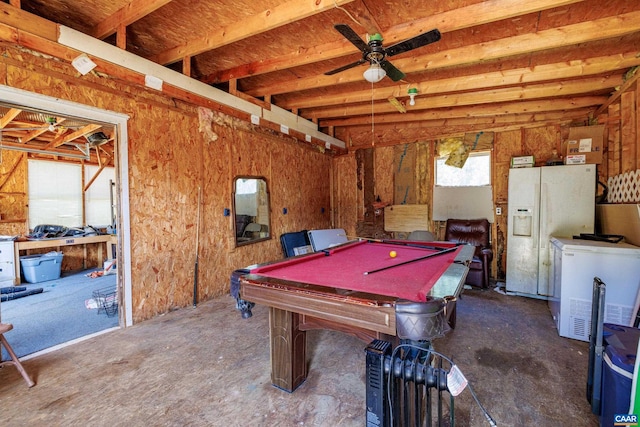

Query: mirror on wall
[233,176,271,246]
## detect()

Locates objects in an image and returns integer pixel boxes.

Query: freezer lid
[550,236,640,254]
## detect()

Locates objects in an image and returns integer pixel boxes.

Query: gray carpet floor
[1,268,118,358]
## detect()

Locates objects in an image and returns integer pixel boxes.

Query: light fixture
[86,131,109,146]
[46,117,56,132]
[363,62,386,83]
[408,88,418,106]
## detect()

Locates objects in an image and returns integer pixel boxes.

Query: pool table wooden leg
[269,307,307,392]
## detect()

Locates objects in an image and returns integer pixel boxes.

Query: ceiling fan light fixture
[363,63,386,83]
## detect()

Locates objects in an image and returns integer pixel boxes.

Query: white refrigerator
[506,165,595,297]
[549,237,640,341]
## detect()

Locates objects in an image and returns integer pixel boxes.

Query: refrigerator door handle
[539,182,548,249]
[533,182,540,249]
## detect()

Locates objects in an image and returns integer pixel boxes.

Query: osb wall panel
[492,130,521,279]
[0,150,27,236]
[523,126,560,166]
[333,153,357,237]
[599,81,639,188]
[621,88,638,172]
[374,145,394,205]
[415,142,431,205]
[2,47,332,323]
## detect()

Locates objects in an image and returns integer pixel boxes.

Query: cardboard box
[565,125,604,164]
[511,155,535,168]
[596,204,640,246]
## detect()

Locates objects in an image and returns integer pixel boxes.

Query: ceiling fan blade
[334,24,369,52]
[324,58,367,76]
[380,60,405,81]
[385,29,441,57]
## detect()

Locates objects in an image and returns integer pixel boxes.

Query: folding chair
[0,323,35,387]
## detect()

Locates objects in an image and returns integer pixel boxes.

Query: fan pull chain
[371,80,375,147]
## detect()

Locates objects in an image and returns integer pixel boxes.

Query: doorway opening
[0,86,132,358]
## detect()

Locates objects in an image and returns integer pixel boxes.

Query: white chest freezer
[549,237,640,342]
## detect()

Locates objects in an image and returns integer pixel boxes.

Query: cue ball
[389,250,397,258]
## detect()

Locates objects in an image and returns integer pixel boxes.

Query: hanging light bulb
[408,88,418,106]
[363,63,386,83]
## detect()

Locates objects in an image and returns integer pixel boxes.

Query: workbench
[13,234,117,284]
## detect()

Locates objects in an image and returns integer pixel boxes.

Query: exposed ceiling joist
[148,0,357,66]
[3,0,639,151]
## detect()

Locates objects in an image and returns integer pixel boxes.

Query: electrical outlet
[496,207,502,215]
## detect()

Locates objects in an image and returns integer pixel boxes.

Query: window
[28,160,82,228]
[28,160,116,229]
[432,151,494,222]
[85,165,116,227]
[435,151,491,187]
[235,178,258,195]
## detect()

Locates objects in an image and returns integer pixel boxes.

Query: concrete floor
[0,287,599,426]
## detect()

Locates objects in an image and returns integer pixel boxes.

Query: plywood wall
[0,46,332,322]
[332,115,640,281]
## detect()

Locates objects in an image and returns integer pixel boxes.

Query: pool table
[237,239,474,392]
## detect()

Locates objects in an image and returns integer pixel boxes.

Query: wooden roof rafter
[202,0,586,84]
[91,0,174,40]
[148,0,357,66]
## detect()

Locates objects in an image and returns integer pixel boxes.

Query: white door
[506,167,541,294]
[538,165,595,295]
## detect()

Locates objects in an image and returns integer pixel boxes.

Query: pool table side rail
[240,278,396,335]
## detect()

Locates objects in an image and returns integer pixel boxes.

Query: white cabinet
[0,241,16,286]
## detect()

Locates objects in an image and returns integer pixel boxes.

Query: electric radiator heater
[365,339,454,427]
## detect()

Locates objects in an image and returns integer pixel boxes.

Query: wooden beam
[202,0,586,83]
[0,155,22,191]
[594,66,640,117]
[45,124,101,149]
[21,118,66,142]
[0,108,21,128]
[182,55,191,77]
[0,2,57,41]
[305,75,623,119]
[91,0,173,40]
[319,98,606,127]
[148,0,357,65]
[280,52,640,110]
[249,10,640,97]
[116,23,126,49]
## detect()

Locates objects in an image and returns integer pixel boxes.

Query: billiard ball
[389,250,397,258]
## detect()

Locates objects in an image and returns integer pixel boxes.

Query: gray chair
[407,230,436,241]
[242,222,262,238]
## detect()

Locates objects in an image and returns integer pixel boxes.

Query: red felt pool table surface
[251,240,462,302]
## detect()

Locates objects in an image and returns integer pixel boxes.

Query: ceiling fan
[325,24,441,83]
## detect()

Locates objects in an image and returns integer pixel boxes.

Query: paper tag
[71,54,97,75]
[144,75,163,91]
[280,124,289,134]
[447,364,468,396]
[251,115,260,125]
[579,138,592,152]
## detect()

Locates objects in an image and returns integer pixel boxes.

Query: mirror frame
[232,175,272,247]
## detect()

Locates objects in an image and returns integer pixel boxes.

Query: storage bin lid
[604,323,640,374]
